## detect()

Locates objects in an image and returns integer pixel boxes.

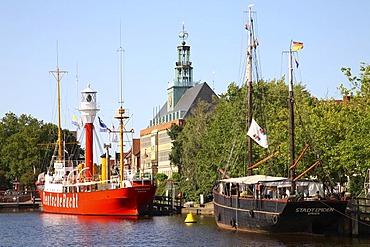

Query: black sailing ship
[213,4,348,235]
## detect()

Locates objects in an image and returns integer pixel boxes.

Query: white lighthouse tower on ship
[79,84,99,180]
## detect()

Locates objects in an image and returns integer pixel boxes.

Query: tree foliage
[0,112,81,190]
[177,100,216,201]
[168,123,184,170]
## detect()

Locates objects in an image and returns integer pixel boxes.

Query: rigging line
[256,81,270,144]
[255,45,262,80]
[319,200,370,228]
[220,95,248,176]
[250,13,259,82]
[294,53,303,84]
[70,141,80,162]
[62,73,71,129]
[250,29,270,156]
[256,91,288,99]
[252,50,260,82]
[252,12,262,80]
[117,21,125,107]
[280,52,285,80]
[49,73,58,125]
[240,50,247,87]
[293,98,312,148]
[41,140,53,172]
[48,143,58,172]
[292,96,327,179]
[75,63,79,111]
[250,14,264,122]
[93,126,104,155]
[240,56,247,86]
[223,138,237,178]
[292,86,318,153]
[253,11,259,42]
[238,13,247,86]
[232,138,246,176]
[123,127,133,149]
[224,11,258,175]
[79,128,86,155]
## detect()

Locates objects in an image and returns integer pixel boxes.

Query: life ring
[230,218,236,227]
[247,210,254,218]
[272,214,278,224]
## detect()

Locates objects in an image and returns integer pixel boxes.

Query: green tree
[155,173,169,195]
[178,100,216,202]
[335,63,370,195]
[340,62,370,97]
[0,112,82,190]
[0,113,45,183]
[168,123,184,172]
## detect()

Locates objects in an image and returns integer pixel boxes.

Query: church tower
[167,22,194,112]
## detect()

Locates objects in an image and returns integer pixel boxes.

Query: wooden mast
[288,44,296,193]
[247,4,254,175]
[57,67,63,162]
[50,63,67,162]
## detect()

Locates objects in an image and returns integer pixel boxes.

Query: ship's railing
[50,165,154,188]
[123,169,153,181]
[347,197,370,214]
[50,159,85,168]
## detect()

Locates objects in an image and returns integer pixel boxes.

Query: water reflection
[1,212,370,246]
[0,207,39,214]
[39,213,144,246]
[40,213,139,225]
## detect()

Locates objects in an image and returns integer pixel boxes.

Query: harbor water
[1,210,370,246]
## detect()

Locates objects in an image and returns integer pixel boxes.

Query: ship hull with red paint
[38,184,156,216]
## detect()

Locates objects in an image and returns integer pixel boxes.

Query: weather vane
[178,21,188,45]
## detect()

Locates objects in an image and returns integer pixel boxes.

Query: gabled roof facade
[149,82,217,127]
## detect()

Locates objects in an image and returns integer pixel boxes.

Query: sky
[1,1,369,139]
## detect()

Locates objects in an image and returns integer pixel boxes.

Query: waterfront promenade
[181,202,214,215]
[0,200,40,210]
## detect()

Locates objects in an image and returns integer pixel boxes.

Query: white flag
[247,118,269,148]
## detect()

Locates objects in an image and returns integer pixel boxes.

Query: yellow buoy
[184,212,197,223]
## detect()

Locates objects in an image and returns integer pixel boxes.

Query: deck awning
[219,175,287,185]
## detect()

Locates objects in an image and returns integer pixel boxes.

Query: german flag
[292,41,304,51]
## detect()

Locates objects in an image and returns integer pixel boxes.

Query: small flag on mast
[98,117,109,132]
[72,115,80,129]
[247,118,269,148]
[294,57,299,68]
[292,41,304,51]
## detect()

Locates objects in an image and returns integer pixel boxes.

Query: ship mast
[288,46,296,193]
[115,40,128,187]
[50,65,67,162]
[246,4,254,175]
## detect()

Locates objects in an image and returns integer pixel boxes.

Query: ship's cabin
[217,175,325,201]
